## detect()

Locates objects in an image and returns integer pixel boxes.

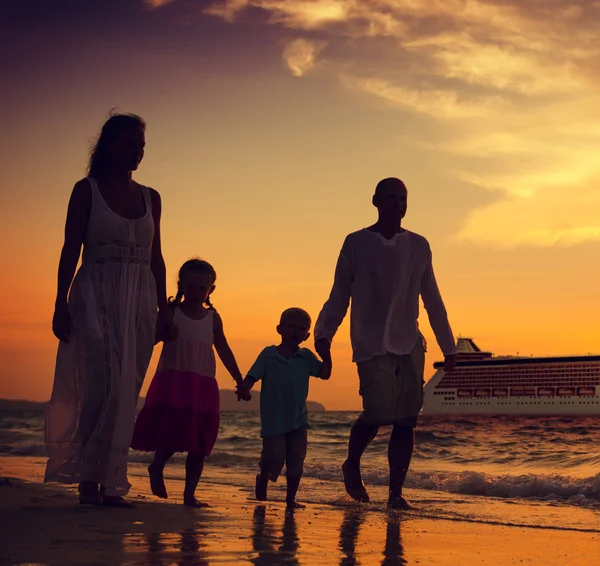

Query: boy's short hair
[280,307,312,327]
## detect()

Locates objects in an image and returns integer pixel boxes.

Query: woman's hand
[156,306,178,342]
[52,302,72,342]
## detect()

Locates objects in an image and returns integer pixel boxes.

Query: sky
[1,0,600,409]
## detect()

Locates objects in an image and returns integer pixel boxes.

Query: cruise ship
[422,338,600,415]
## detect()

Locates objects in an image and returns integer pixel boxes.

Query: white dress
[45,177,157,496]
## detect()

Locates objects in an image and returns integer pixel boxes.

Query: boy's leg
[257,434,285,501]
[285,426,307,508]
[183,451,208,507]
[148,450,174,499]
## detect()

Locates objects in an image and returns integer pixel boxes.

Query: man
[314,177,457,509]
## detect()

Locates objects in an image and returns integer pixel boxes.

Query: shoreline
[2,457,599,565]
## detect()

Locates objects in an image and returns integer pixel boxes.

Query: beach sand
[1,456,599,566]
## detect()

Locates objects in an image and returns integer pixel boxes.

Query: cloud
[346,76,509,119]
[455,178,600,247]
[282,38,326,76]
[201,0,600,247]
[145,0,177,7]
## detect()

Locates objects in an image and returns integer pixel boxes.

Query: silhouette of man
[314,177,457,509]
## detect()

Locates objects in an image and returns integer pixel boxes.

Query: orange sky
[2,0,600,409]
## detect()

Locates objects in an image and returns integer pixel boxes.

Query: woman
[45,112,169,507]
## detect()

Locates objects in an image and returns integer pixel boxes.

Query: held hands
[444,353,457,373]
[52,302,72,342]
[155,307,179,343]
[315,338,332,360]
[235,380,252,402]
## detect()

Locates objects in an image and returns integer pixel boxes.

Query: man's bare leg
[387,423,415,509]
[342,418,379,502]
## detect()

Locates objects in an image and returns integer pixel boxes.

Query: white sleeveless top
[82,177,154,267]
[156,307,217,379]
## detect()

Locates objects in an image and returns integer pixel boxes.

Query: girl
[45,112,169,508]
[131,258,249,507]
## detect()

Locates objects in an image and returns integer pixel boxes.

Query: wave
[4,441,600,509]
[0,443,46,456]
[299,465,600,507]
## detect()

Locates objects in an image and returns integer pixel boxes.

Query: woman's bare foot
[148,465,168,499]
[183,495,210,508]
[342,461,370,503]
[286,500,306,509]
[78,481,100,505]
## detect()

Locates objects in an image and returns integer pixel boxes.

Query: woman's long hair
[87,111,146,178]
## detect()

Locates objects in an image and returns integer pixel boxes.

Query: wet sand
[1,456,598,565]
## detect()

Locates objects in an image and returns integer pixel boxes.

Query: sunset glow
[2,0,600,409]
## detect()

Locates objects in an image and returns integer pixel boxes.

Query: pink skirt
[131,370,220,455]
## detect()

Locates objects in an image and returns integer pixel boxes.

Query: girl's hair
[87,111,146,177]
[169,258,217,310]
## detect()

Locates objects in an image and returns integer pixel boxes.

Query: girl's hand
[52,302,72,342]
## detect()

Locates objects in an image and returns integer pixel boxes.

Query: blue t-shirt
[248,345,323,437]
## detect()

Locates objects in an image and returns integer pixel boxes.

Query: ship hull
[422,369,600,416]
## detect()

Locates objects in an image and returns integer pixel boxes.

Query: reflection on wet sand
[123,521,210,565]
[382,514,406,566]
[339,508,406,566]
[251,504,300,565]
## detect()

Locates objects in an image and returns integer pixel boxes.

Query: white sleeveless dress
[45,178,158,496]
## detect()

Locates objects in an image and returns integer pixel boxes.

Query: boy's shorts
[356,336,426,428]
[260,426,307,481]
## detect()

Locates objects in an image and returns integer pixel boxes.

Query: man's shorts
[356,336,426,428]
[259,425,308,481]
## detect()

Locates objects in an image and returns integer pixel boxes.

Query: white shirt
[314,228,456,362]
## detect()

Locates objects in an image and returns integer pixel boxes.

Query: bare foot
[286,500,306,509]
[342,461,370,503]
[78,482,100,506]
[148,465,168,499]
[387,496,415,510]
[255,473,268,501]
[102,495,136,508]
[183,496,210,508]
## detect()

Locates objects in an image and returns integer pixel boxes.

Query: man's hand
[443,354,458,373]
[315,338,331,360]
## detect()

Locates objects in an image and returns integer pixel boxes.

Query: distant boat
[422,338,600,415]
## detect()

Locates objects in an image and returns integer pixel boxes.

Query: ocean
[1,400,600,533]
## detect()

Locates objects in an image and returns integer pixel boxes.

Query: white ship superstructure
[422,338,600,415]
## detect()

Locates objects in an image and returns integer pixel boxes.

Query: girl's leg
[183,451,208,507]
[148,450,174,499]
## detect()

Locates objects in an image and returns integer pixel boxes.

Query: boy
[238,307,332,508]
